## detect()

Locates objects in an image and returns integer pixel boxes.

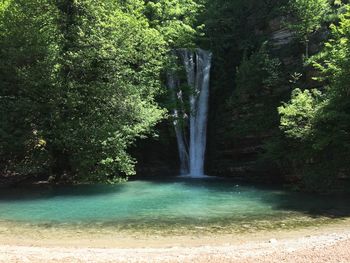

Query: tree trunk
[305,38,309,59]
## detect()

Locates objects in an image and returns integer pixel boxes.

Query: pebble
[269,238,278,244]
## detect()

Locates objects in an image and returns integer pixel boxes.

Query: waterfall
[167,74,189,175]
[167,48,212,178]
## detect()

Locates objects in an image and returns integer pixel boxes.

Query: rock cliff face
[269,18,295,47]
[134,124,179,177]
[135,16,299,179]
[206,17,298,181]
[136,9,323,180]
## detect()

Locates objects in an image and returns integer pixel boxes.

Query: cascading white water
[167,74,189,175]
[168,49,212,178]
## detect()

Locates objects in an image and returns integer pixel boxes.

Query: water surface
[0,178,349,233]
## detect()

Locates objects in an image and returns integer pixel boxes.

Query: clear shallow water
[0,178,349,231]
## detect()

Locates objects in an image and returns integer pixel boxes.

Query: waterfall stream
[168,49,212,177]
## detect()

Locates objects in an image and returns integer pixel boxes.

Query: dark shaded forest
[1,0,350,192]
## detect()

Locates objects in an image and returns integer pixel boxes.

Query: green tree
[52,0,168,181]
[287,0,331,58]
[0,0,168,182]
[0,0,60,175]
[235,44,281,99]
[278,88,324,140]
[144,0,204,48]
[276,7,350,190]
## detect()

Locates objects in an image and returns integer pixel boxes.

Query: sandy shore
[1,220,350,262]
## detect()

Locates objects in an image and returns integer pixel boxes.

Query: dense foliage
[286,0,331,58]
[276,6,350,190]
[0,0,201,182]
[235,44,281,99]
[204,0,350,191]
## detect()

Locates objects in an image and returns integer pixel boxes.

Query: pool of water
[0,178,349,233]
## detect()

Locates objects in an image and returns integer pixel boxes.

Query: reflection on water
[0,178,349,233]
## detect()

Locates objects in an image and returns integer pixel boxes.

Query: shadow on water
[133,176,350,219]
[0,184,126,202]
[261,191,350,219]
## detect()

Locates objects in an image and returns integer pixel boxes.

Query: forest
[1,0,350,192]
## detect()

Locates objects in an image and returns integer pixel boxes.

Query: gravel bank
[0,229,350,262]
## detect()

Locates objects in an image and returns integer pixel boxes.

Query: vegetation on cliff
[277,5,350,190]
[190,0,349,191]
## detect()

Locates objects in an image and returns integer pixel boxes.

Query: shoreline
[0,217,348,248]
[1,219,350,262]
